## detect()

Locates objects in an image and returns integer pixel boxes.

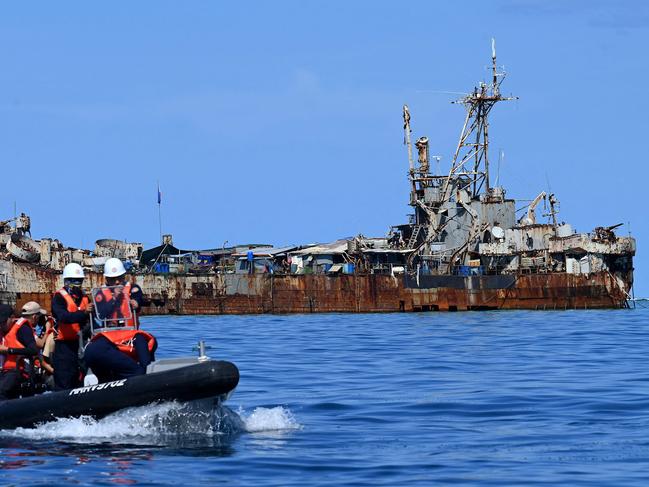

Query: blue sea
[2,307,649,486]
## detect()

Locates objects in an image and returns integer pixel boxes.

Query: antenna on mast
[491,38,499,96]
[442,38,518,200]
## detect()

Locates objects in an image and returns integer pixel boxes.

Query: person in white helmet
[51,263,93,390]
[83,258,156,383]
[93,258,144,321]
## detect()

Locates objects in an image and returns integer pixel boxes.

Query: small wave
[239,406,301,433]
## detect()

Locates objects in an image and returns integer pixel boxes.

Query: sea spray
[239,406,301,433]
[2,402,300,445]
[3,401,240,445]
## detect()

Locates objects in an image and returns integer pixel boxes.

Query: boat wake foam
[0,401,300,445]
[238,406,301,433]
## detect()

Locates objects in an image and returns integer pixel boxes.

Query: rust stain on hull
[142,272,629,314]
[126,272,632,314]
[1,260,629,316]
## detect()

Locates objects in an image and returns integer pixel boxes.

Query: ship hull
[1,261,631,314]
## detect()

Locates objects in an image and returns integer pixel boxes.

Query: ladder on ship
[407,225,424,248]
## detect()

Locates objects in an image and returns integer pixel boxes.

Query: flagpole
[157,181,162,244]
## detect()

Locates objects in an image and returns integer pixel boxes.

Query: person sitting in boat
[0,302,42,400]
[34,312,56,389]
[83,258,157,383]
[51,263,93,390]
[0,302,15,344]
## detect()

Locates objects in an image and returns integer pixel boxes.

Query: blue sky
[0,1,647,294]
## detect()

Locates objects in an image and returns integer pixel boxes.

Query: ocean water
[2,307,649,486]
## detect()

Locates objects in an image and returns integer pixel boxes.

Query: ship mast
[402,40,517,267]
[403,104,417,194]
[442,39,517,201]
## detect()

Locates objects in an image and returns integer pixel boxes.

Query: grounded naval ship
[0,44,636,315]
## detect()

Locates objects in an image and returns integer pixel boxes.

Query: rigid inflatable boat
[0,356,239,430]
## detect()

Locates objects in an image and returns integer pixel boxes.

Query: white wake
[0,401,301,444]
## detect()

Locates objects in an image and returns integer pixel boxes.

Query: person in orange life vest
[83,258,157,383]
[51,262,93,390]
[0,302,42,400]
[0,303,15,347]
[22,309,56,390]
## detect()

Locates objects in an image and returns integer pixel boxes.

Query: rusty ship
[0,44,636,315]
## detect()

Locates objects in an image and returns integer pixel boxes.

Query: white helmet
[104,258,126,277]
[62,263,85,280]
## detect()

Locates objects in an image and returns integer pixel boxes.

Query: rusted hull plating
[152,273,630,314]
[1,261,630,315]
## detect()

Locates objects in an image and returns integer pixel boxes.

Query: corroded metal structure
[0,263,631,315]
[0,42,636,315]
[390,40,635,305]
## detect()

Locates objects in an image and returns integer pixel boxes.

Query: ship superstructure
[393,40,634,289]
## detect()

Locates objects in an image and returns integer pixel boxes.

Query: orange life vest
[97,282,136,328]
[92,282,154,361]
[55,288,89,341]
[2,318,32,371]
[92,329,156,361]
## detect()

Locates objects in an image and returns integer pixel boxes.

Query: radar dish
[491,226,505,239]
